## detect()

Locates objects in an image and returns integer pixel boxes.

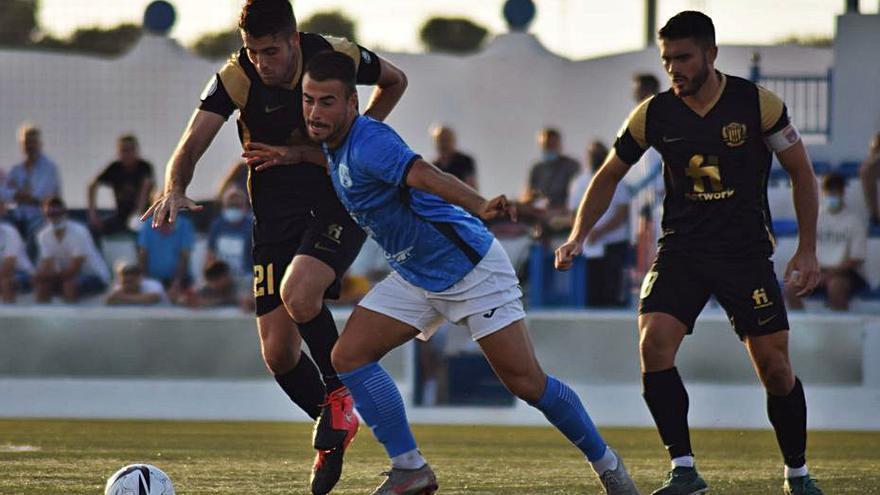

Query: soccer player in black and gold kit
[557,12,824,495]
[142,1,407,494]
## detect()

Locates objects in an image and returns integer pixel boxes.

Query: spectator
[626,73,664,286]
[138,211,194,300]
[0,200,34,303]
[785,174,867,311]
[33,197,110,303]
[859,131,880,225]
[7,124,61,239]
[206,187,252,280]
[105,261,167,306]
[522,127,580,211]
[183,259,242,308]
[568,140,632,307]
[217,161,249,200]
[430,125,477,189]
[87,134,155,237]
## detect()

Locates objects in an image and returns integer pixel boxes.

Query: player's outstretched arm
[404,159,514,221]
[363,57,407,121]
[142,110,223,227]
[555,151,629,271]
[778,140,820,296]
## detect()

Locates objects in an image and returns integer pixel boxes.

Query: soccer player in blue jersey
[248,50,641,495]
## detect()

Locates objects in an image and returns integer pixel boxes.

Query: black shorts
[252,208,366,317]
[638,253,790,340]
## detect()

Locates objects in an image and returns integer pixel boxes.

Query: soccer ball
[104,464,175,495]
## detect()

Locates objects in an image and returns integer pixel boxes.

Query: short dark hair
[304,51,357,97]
[204,260,231,281]
[658,11,716,48]
[239,0,296,38]
[822,173,846,193]
[633,73,660,94]
[118,134,138,147]
[540,128,561,141]
[43,196,65,210]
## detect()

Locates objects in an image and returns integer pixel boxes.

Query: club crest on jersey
[338,164,353,188]
[721,122,747,147]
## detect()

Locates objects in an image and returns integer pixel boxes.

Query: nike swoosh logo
[265,104,286,113]
[758,314,778,326]
[482,308,497,318]
[662,136,685,143]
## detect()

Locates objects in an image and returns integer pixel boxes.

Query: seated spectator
[859,131,880,225]
[430,125,477,189]
[206,187,252,281]
[87,134,155,237]
[785,174,868,311]
[568,140,631,307]
[0,199,34,303]
[217,161,249,200]
[183,260,244,309]
[138,211,194,301]
[7,124,61,240]
[33,197,110,302]
[522,127,580,211]
[105,261,167,306]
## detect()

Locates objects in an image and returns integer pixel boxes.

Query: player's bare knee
[759,360,794,395]
[330,344,360,374]
[639,331,675,368]
[280,283,321,323]
[262,344,299,375]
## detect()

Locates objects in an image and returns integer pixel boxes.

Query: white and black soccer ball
[104,464,175,495]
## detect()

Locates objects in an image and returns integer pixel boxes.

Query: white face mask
[50,218,66,232]
[824,195,842,212]
[222,207,245,223]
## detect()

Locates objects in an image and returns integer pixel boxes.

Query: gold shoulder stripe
[618,97,651,149]
[218,57,251,110]
[758,85,784,133]
[325,36,361,72]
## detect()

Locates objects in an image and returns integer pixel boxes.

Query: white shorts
[358,239,525,341]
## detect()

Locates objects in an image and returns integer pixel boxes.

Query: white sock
[423,379,438,407]
[785,464,809,478]
[391,449,426,470]
[590,446,619,474]
[671,455,695,468]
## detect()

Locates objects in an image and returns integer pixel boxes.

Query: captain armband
[764,123,801,153]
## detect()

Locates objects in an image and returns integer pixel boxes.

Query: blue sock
[530,375,607,461]
[338,362,418,458]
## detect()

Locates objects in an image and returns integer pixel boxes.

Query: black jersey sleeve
[758,85,791,136]
[325,36,382,85]
[613,98,651,166]
[198,73,236,119]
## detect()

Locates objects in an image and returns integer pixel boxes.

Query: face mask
[51,218,66,232]
[541,151,559,162]
[824,195,842,212]
[222,207,245,223]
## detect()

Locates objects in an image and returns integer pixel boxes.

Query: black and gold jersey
[199,33,381,244]
[614,73,790,259]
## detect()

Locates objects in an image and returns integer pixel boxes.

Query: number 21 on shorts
[253,263,275,297]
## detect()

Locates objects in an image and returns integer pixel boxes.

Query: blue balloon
[503,0,536,31]
[144,0,176,35]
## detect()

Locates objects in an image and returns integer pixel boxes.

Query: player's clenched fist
[478,195,517,222]
[555,239,582,271]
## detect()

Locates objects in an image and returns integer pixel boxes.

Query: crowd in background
[1,76,878,312]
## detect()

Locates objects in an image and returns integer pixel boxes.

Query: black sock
[767,377,807,469]
[274,351,324,420]
[643,367,693,459]
[296,304,343,393]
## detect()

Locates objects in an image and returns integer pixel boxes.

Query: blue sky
[38,0,879,59]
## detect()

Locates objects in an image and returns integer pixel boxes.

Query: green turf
[0,419,877,494]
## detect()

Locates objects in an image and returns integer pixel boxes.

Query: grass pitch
[0,419,878,494]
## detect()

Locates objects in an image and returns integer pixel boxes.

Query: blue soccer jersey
[324,116,494,292]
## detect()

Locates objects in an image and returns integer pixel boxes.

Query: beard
[674,55,711,97]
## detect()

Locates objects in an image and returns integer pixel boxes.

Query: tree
[0,0,38,47]
[64,24,143,56]
[419,17,488,54]
[192,29,241,60]
[300,11,357,42]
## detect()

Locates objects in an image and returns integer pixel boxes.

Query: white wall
[0,33,837,208]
